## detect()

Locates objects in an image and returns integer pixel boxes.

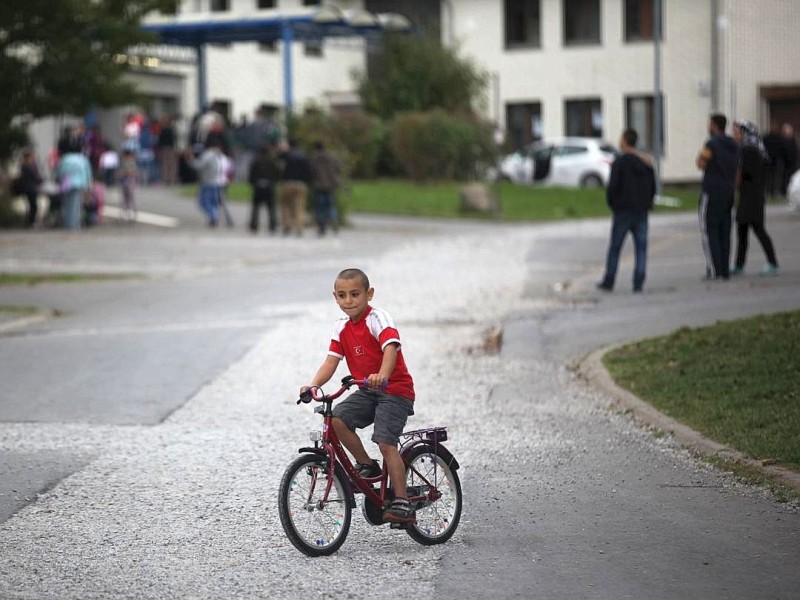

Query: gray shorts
[332,389,415,446]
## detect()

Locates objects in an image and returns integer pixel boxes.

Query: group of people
[598,113,788,292]
[186,131,342,237]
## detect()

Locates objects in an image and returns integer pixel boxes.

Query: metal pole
[281,20,294,115]
[653,0,663,196]
[196,44,208,110]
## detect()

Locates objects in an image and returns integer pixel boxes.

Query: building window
[624,0,662,42]
[210,0,230,12]
[565,98,603,137]
[564,0,601,46]
[259,41,277,52]
[504,0,541,49]
[626,94,665,154]
[506,102,543,150]
[257,0,276,8]
[304,38,323,57]
[303,0,321,6]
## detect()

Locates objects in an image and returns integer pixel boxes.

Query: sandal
[383,498,416,523]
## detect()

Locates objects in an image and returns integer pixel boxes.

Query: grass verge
[190,180,698,221]
[603,310,800,480]
[0,273,141,286]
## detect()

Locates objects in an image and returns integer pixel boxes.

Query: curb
[576,343,800,493]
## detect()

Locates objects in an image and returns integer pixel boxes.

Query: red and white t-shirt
[328,305,415,401]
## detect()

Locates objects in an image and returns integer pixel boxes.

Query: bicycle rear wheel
[278,453,353,556]
[403,445,462,545]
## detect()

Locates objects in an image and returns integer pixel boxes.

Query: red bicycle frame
[297,376,452,511]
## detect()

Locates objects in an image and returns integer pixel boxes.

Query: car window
[557,145,589,157]
[532,146,553,160]
[599,144,618,155]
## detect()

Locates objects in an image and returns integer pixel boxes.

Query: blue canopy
[141,9,412,112]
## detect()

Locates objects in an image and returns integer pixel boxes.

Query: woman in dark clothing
[20,149,43,227]
[731,120,779,276]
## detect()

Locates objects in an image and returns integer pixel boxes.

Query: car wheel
[581,173,604,188]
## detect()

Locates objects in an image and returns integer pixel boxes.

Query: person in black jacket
[597,129,656,293]
[19,149,43,228]
[731,120,779,276]
[248,143,281,234]
[696,113,739,280]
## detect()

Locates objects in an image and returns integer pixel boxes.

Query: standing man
[597,129,656,293]
[278,139,312,236]
[696,113,739,280]
[156,115,178,186]
[248,143,281,234]
[309,141,342,236]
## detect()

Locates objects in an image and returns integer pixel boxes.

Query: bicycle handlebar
[297,375,360,405]
[297,375,388,405]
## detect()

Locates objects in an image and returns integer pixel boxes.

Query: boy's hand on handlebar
[364,374,388,390]
[298,385,315,404]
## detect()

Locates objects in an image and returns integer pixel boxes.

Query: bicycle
[278,375,463,556]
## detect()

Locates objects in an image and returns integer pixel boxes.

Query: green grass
[188,180,698,221]
[603,310,800,474]
[0,273,141,286]
[340,180,695,220]
[0,304,38,314]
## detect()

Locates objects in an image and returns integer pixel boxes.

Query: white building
[34,0,800,184]
[448,0,800,182]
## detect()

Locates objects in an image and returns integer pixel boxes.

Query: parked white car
[498,137,617,188]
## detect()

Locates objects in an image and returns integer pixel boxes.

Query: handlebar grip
[298,389,314,405]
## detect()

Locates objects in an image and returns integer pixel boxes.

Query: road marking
[103,206,179,228]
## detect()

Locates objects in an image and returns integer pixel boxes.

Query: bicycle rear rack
[400,426,448,443]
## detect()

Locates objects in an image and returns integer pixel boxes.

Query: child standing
[302,268,417,523]
[119,149,138,223]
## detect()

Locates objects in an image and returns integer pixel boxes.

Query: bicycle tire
[403,444,462,545]
[278,453,353,556]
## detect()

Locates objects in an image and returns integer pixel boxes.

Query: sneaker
[760,264,780,277]
[730,266,744,276]
[355,459,381,479]
[596,282,613,292]
[383,498,416,523]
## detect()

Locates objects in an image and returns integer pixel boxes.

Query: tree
[0,0,179,163]
[354,34,488,120]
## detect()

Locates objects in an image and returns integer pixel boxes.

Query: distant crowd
[13,104,342,236]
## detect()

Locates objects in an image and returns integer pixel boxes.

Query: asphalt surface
[0,185,798,599]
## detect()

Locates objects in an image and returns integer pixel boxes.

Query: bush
[388,110,497,182]
[288,108,385,179]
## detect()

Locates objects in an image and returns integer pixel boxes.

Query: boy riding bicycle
[301,268,416,523]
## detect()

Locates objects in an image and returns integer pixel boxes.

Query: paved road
[0,186,797,598]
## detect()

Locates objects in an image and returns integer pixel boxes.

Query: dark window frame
[563,0,601,46]
[504,0,542,49]
[564,98,603,138]
[506,101,543,150]
[624,0,663,43]
[625,94,666,155]
[210,0,230,12]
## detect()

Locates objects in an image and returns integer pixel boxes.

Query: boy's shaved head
[336,268,370,290]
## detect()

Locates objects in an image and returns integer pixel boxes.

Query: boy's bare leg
[332,417,372,465]
[379,443,406,499]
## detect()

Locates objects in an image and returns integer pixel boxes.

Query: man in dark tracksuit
[696,113,739,280]
[598,128,657,293]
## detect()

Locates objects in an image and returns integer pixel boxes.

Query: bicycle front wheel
[403,445,462,545]
[278,453,353,556]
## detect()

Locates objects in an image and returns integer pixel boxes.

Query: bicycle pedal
[389,521,407,530]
